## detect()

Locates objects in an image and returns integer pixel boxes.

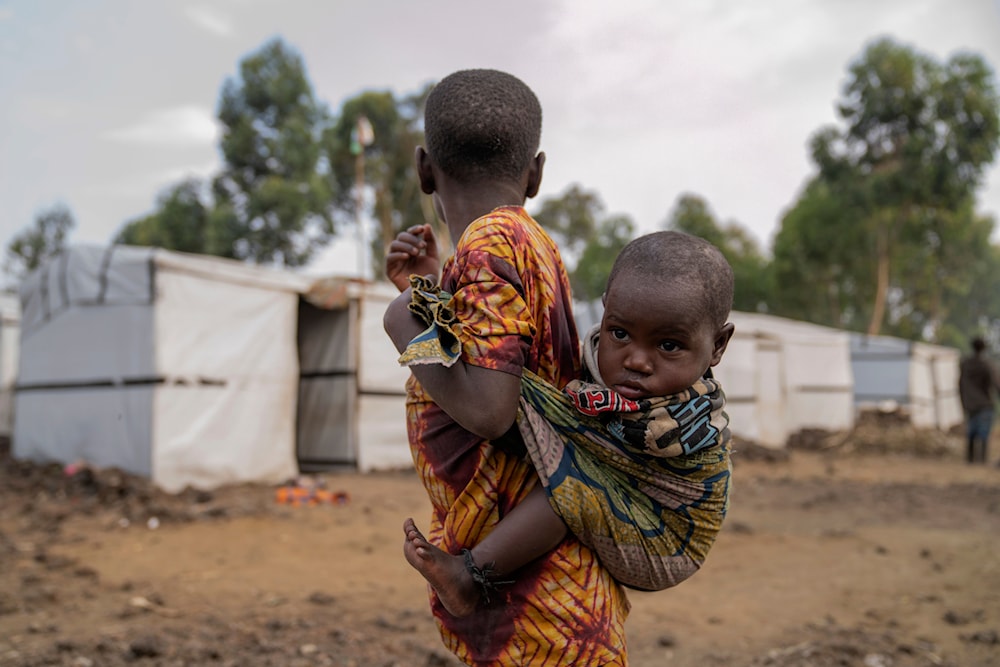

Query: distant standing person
[958,336,999,464]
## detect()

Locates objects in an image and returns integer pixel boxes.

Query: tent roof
[849,331,959,359]
[21,244,313,298]
[17,245,386,331]
[728,311,851,343]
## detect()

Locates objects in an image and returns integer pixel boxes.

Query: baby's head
[597,231,735,399]
[423,69,542,186]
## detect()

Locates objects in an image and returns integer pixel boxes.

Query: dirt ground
[1,415,999,667]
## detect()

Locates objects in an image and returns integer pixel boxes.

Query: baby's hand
[386,224,440,291]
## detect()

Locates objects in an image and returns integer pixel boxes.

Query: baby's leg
[402,485,567,616]
[470,484,567,575]
[402,518,480,617]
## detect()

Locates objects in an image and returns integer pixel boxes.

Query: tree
[324,86,435,278]
[115,179,237,256]
[212,38,336,267]
[533,185,637,303]
[938,223,1000,349]
[804,38,1000,336]
[572,215,635,303]
[770,176,875,328]
[533,184,603,268]
[665,194,770,313]
[5,204,75,280]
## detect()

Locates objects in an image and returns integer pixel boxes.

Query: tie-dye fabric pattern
[404,207,630,666]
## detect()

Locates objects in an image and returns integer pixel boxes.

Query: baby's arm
[384,291,520,440]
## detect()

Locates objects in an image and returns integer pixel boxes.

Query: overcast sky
[2,0,1000,278]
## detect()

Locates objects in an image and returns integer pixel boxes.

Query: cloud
[105,106,220,147]
[183,5,234,37]
[0,7,13,22]
[116,159,221,195]
[155,159,222,187]
[74,33,95,55]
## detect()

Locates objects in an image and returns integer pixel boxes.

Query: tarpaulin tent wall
[573,302,856,448]
[13,245,411,492]
[714,312,855,448]
[296,279,411,473]
[0,291,19,437]
[849,333,962,430]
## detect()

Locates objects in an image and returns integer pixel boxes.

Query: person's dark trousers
[966,408,994,463]
[967,436,983,463]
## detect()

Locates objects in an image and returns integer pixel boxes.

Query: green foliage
[95,34,1000,349]
[534,186,637,302]
[534,185,603,264]
[572,215,636,302]
[323,86,434,277]
[782,37,1000,338]
[665,194,726,248]
[5,204,75,280]
[665,194,770,313]
[900,205,1000,345]
[212,38,336,267]
[770,177,875,329]
[116,179,236,257]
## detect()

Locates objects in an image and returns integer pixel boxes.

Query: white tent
[849,333,962,430]
[14,245,411,492]
[0,291,19,437]
[714,312,855,448]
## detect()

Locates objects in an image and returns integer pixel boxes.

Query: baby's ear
[710,323,735,365]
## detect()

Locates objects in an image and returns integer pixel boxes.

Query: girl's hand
[386,224,440,291]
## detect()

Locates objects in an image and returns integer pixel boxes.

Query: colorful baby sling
[398,276,732,591]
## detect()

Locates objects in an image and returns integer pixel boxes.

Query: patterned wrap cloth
[521,325,732,591]
[401,286,732,593]
[399,207,628,667]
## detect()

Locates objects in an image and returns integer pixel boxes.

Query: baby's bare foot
[402,518,480,617]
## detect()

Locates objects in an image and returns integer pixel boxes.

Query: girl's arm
[384,289,520,440]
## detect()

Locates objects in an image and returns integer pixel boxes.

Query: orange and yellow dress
[404,206,630,666]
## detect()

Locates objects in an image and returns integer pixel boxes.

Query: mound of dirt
[786,410,962,458]
[0,438,279,534]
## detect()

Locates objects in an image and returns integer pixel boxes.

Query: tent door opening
[296,299,357,471]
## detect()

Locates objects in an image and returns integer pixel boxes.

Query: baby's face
[597,276,724,400]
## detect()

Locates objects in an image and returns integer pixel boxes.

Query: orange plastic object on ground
[275,486,350,506]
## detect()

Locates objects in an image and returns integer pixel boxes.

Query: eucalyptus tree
[666,194,771,313]
[115,179,235,257]
[534,184,603,268]
[799,37,1000,337]
[212,38,336,267]
[533,185,636,303]
[324,86,434,278]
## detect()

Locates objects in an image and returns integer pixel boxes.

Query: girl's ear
[415,146,436,195]
[710,323,735,366]
[524,152,546,198]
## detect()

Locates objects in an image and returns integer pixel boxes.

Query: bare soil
[1,416,999,667]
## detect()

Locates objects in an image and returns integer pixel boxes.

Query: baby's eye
[610,328,629,342]
[658,340,680,352]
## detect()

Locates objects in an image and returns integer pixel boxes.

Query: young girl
[382,69,628,665]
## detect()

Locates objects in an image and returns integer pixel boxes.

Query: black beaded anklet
[461,549,514,604]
